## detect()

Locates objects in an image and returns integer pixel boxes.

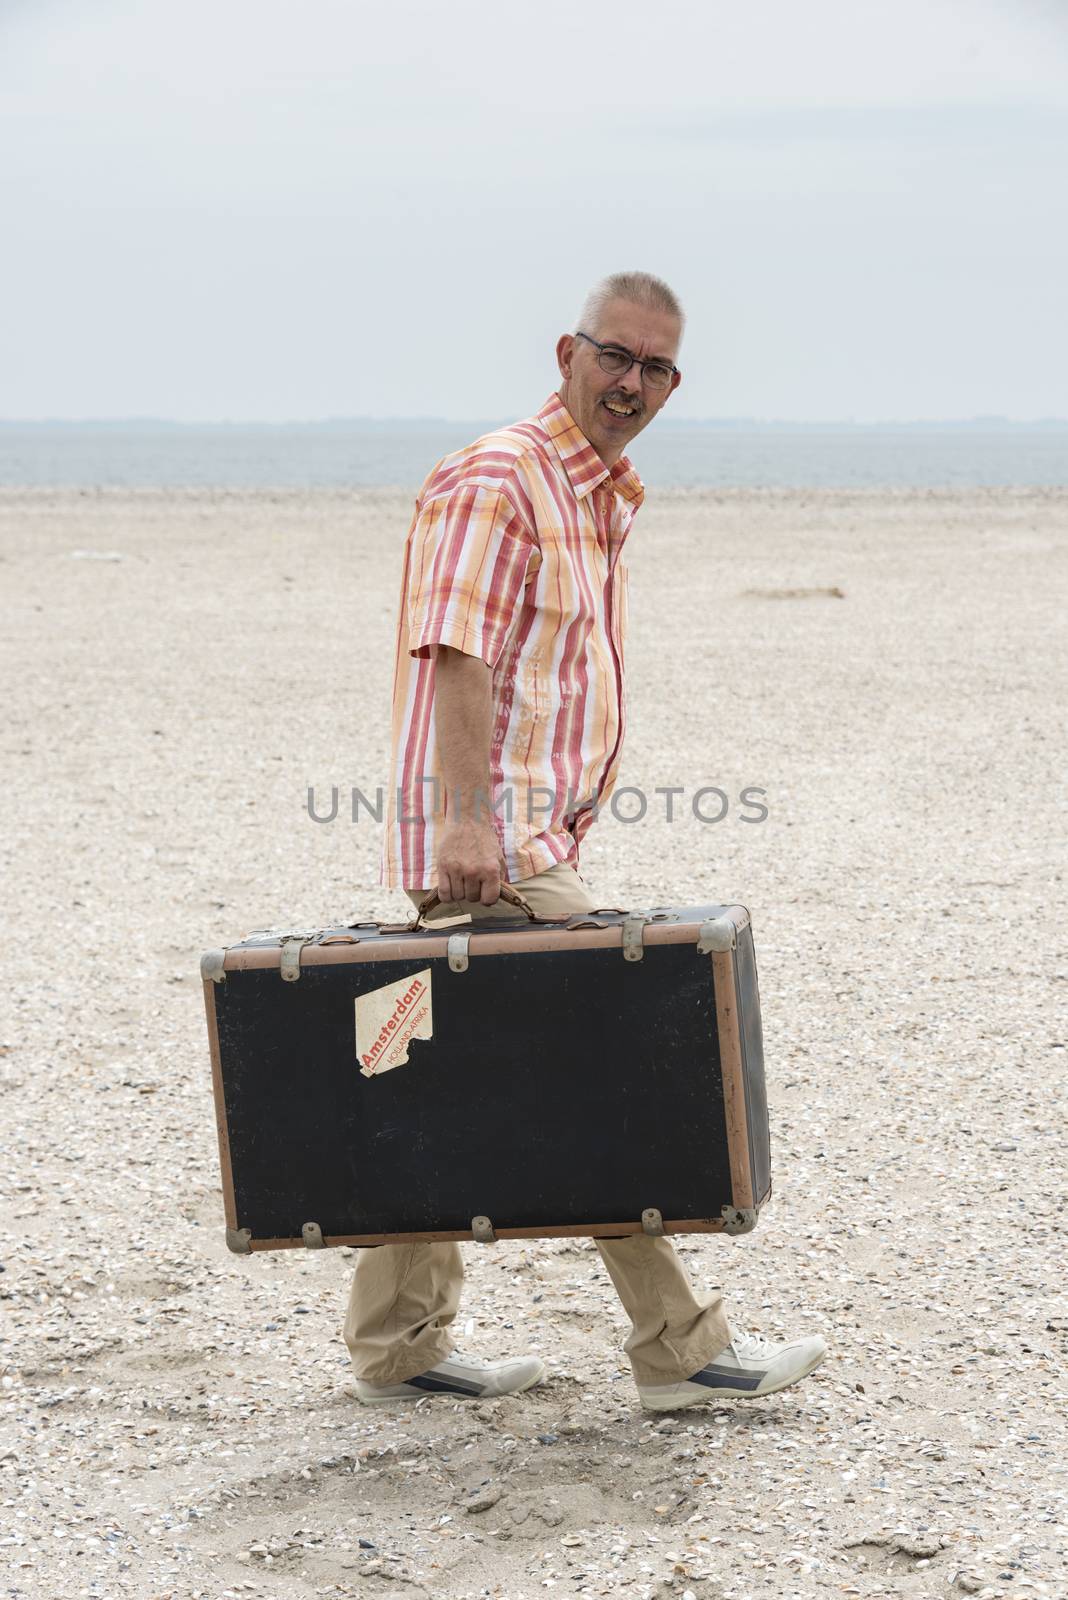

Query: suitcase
[200,897,771,1254]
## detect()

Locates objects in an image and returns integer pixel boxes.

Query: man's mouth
[602,396,640,420]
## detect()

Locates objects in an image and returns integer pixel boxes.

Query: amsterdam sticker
[356,968,433,1078]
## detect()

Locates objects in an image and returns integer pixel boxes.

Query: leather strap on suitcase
[403,882,631,931]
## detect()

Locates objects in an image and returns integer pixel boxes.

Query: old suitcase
[200,896,771,1254]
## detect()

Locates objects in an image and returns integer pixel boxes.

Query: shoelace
[728,1330,777,1361]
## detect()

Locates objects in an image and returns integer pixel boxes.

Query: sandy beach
[1,484,1065,1600]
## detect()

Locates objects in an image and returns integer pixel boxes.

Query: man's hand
[436,817,504,905]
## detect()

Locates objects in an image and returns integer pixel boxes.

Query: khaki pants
[343,862,731,1388]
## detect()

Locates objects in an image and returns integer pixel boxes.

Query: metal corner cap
[201,948,228,983]
[697,916,736,954]
[226,1226,252,1254]
[721,1205,758,1235]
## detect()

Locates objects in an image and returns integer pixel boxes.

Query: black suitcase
[200,901,771,1253]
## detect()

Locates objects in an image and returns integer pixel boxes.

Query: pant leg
[594,1236,730,1387]
[344,1241,464,1384]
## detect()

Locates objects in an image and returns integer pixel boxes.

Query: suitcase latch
[621,910,677,961]
[280,934,316,981]
[447,932,471,972]
[622,913,648,961]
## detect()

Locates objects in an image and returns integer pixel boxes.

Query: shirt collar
[537,393,645,507]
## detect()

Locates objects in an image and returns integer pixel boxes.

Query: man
[344,271,827,1411]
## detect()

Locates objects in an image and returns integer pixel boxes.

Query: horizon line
[2,413,1067,430]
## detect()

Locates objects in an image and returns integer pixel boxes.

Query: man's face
[556,296,683,466]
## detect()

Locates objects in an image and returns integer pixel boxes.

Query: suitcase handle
[408,881,541,929]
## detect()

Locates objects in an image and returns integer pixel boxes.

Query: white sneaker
[638,1329,828,1411]
[354,1350,546,1405]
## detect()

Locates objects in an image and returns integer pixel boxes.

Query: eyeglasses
[575,331,678,391]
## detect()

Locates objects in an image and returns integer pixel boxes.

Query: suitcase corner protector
[226,1227,253,1254]
[720,1205,758,1235]
[697,917,737,954]
[201,948,228,983]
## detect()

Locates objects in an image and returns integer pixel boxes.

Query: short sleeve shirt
[381,393,643,889]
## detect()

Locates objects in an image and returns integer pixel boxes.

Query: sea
[0,421,1065,490]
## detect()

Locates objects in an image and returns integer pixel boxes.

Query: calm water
[1,422,1065,489]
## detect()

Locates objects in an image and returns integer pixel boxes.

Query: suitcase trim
[203,977,240,1236]
[213,905,752,973]
[227,1215,747,1251]
[712,946,755,1211]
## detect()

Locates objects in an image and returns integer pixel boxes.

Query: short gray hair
[575,271,685,339]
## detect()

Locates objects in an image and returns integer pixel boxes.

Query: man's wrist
[443,785,498,825]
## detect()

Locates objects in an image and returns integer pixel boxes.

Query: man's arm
[433,645,504,905]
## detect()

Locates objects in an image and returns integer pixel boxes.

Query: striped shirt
[381,392,644,889]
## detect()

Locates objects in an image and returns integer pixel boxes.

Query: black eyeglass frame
[574,331,679,390]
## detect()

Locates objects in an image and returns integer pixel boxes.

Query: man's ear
[667,367,682,399]
[556,333,575,380]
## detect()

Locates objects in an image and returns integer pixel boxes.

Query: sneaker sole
[639,1345,827,1411]
[356,1365,547,1406]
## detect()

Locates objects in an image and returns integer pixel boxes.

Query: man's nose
[617,359,643,394]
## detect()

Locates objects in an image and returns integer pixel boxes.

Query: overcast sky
[1,0,1066,421]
